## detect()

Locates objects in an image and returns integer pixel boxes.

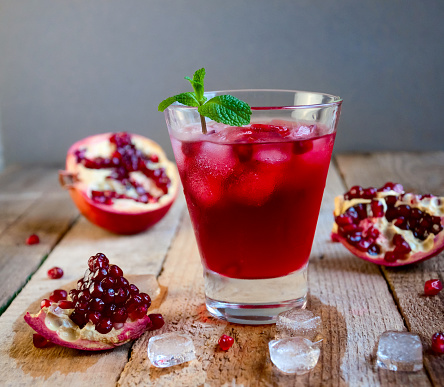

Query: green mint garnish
[158,68,252,134]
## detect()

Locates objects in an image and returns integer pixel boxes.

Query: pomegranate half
[60,132,178,234]
[332,182,444,266]
[24,253,158,351]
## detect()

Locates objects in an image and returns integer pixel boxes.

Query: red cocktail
[164,90,342,324]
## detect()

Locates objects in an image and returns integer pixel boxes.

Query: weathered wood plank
[118,164,429,386]
[0,167,79,313]
[336,152,444,386]
[0,190,185,386]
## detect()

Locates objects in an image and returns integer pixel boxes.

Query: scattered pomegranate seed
[431,332,444,354]
[148,313,165,330]
[40,299,52,309]
[218,334,234,351]
[47,267,64,279]
[49,289,68,303]
[26,234,40,245]
[33,333,52,348]
[424,279,443,296]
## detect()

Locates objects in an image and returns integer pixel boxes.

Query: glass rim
[166,89,343,110]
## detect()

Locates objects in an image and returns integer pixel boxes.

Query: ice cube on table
[376,331,423,372]
[269,337,321,375]
[148,332,196,368]
[276,308,321,341]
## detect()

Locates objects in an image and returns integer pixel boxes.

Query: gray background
[1,0,443,169]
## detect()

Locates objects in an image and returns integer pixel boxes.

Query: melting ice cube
[269,337,321,375]
[148,332,196,368]
[276,309,321,341]
[376,331,423,372]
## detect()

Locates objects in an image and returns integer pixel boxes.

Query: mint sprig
[158,68,252,134]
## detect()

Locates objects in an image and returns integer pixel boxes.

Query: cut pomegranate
[424,279,443,296]
[24,253,154,351]
[26,234,40,245]
[59,132,179,234]
[332,183,444,266]
[218,334,234,351]
[431,332,444,354]
[47,267,64,279]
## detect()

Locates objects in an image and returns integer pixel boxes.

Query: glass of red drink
[164,90,342,324]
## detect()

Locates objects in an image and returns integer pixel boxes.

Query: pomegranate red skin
[24,309,152,351]
[331,228,444,267]
[63,133,178,235]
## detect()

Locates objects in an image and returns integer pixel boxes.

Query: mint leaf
[158,92,200,112]
[198,95,252,126]
[158,67,252,133]
[185,68,205,102]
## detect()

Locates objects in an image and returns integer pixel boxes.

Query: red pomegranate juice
[170,123,335,280]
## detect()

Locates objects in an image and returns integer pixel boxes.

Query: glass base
[204,265,308,325]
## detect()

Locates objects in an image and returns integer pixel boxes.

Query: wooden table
[0,152,443,387]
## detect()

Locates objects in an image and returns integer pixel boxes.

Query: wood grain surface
[0,156,442,387]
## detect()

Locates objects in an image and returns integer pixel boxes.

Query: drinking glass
[164,90,342,324]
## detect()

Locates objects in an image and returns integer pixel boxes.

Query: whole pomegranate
[24,253,160,351]
[59,132,178,234]
[332,182,444,266]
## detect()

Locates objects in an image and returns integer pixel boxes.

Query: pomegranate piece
[332,183,444,266]
[47,267,64,279]
[33,333,52,349]
[24,252,155,351]
[431,332,444,354]
[218,334,234,351]
[59,132,179,234]
[26,234,40,245]
[424,279,443,296]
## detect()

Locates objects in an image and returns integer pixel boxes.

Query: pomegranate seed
[129,305,147,320]
[114,288,128,305]
[89,297,105,311]
[101,276,116,289]
[40,299,52,309]
[365,227,380,240]
[104,304,117,317]
[139,293,151,307]
[148,314,165,330]
[70,311,88,327]
[150,154,159,163]
[47,267,64,279]
[385,196,398,206]
[345,207,359,221]
[354,204,367,220]
[397,205,411,218]
[410,208,423,219]
[75,301,90,313]
[26,234,40,245]
[348,185,363,199]
[384,251,397,263]
[340,224,362,236]
[33,333,52,348]
[96,318,113,334]
[92,268,108,282]
[116,276,129,288]
[368,243,381,256]
[431,332,444,354]
[59,300,74,309]
[49,289,68,302]
[360,187,375,199]
[346,231,362,244]
[424,279,443,296]
[77,289,91,302]
[129,284,139,295]
[356,239,372,252]
[218,334,234,351]
[88,311,102,325]
[102,288,115,303]
[90,282,104,298]
[335,214,354,227]
[112,307,128,323]
[69,289,78,301]
[370,200,384,217]
[108,265,123,278]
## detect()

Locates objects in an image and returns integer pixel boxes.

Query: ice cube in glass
[376,331,423,372]
[269,337,320,375]
[148,332,196,368]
